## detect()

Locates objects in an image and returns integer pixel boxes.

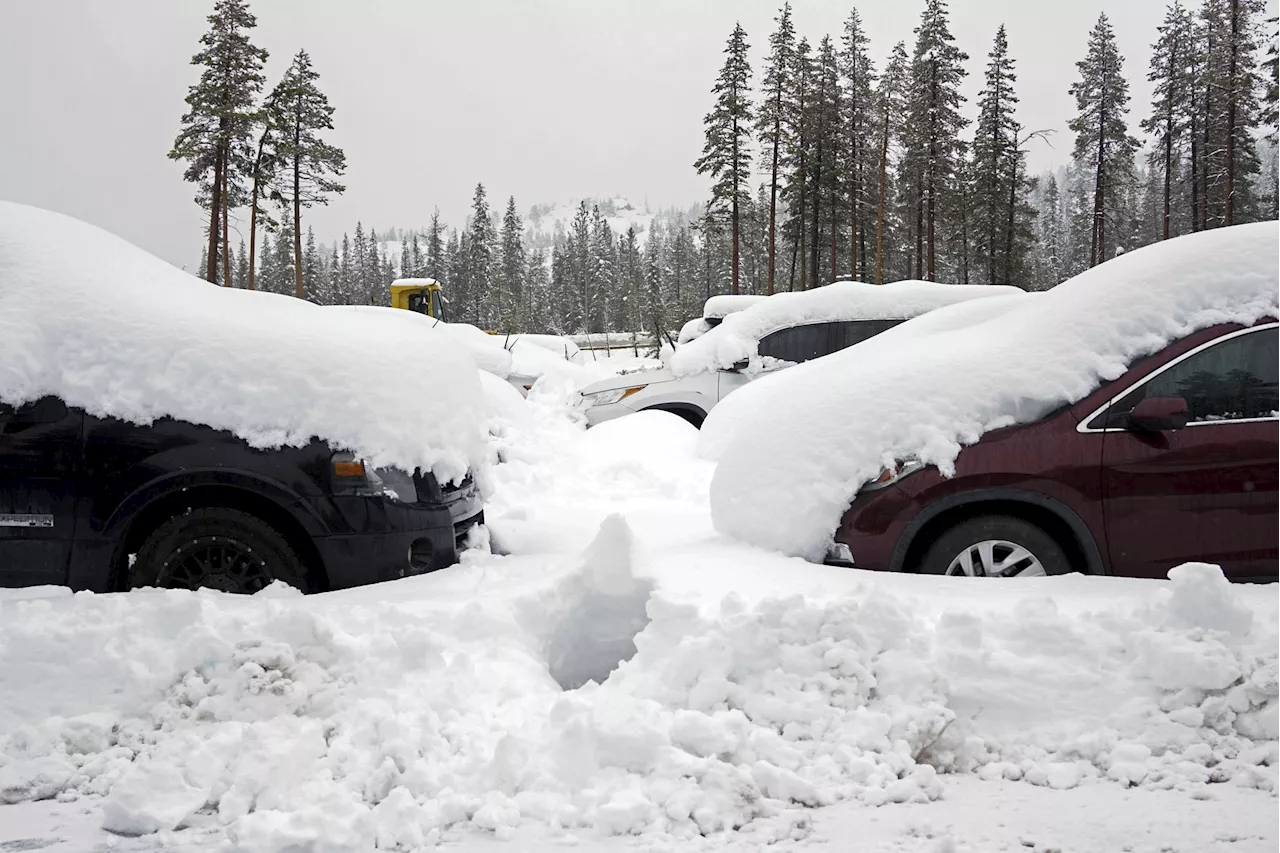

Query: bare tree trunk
[1004,156,1018,283]
[829,191,838,282]
[293,102,305,299]
[247,128,269,291]
[925,62,938,282]
[875,111,888,284]
[1161,30,1178,240]
[1190,108,1201,232]
[730,110,741,296]
[767,86,782,296]
[809,136,823,290]
[206,143,224,284]
[221,165,231,287]
[1225,0,1239,226]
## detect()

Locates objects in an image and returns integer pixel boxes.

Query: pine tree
[465,183,495,326]
[352,222,368,303]
[905,0,969,281]
[756,4,796,295]
[169,0,268,285]
[525,247,551,333]
[589,206,616,333]
[617,227,643,337]
[198,244,210,281]
[782,37,815,290]
[366,228,382,305]
[400,239,412,280]
[695,22,754,295]
[1263,16,1278,143]
[1037,172,1065,287]
[1142,2,1195,240]
[809,36,844,288]
[670,220,697,321]
[234,238,249,289]
[446,230,467,322]
[303,226,320,302]
[257,230,278,294]
[323,243,340,304]
[1216,0,1267,225]
[1069,13,1139,266]
[567,202,591,333]
[972,25,1021,283]
[267,50,346,299]
[338,233,353,303]
[497,196,525,332]
[274,209,295,295]
[643,221,669,347]
[874,42,910,283]
[426,208,445,279]
[841,8,877,281]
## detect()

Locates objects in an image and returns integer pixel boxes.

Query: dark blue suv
[0,396,483,594]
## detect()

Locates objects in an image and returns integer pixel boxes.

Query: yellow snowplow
[390,278,446,320]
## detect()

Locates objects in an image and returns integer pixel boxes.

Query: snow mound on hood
[703,293,767,319]
[325,305,514,379]
[710,223,1279,559]
[669,280,1024,377]
[0,202,488,481]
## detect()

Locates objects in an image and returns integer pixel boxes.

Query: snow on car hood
[325,305,514,378]
[669,279,1024,378]
[709,224,1280,560]
[0,202,488,483]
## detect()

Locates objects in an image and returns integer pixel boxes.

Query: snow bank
[1,548,1273,846]
[710,225,1279,559]
[670,280,1024,378]
[0,203,488,481]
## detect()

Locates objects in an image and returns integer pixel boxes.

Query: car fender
[627,372,718,416]
[889,487,1106,575]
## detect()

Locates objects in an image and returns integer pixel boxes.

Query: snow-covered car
[0,202,490,593]
[580,280,1023,427]
[705,223,1280,570]
[676,293,769,345]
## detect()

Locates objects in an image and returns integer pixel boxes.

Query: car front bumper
[583,400,638,427]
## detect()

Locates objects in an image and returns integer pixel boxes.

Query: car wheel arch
[891,488,1106,576]
[110,483,329,593]
[639,404,707,428]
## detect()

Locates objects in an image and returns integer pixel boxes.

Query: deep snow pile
[0,202,488,482]
[325,305,514,379]
[709,224,1279,559]
[669,280,1024,378]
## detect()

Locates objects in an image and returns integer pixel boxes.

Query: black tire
[918,515,1072,578]
[131,507,308,594]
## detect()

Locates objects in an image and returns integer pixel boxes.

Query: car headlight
[861,457,925,492]
[581,386,644,407]
[330,451,418,503]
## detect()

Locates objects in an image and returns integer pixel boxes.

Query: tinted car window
[758,319,904,364]
[1101,326,1278,426]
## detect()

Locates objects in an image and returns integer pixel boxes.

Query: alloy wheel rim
[158,535,272,592]
[945,539,1046,578]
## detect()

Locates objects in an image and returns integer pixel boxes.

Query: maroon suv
[831,320,1278,582]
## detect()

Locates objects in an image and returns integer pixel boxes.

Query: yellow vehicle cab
[390,278,446,320]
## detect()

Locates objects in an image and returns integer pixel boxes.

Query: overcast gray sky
[2,0,1274,269]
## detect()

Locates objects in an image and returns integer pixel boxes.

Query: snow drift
[669,279,1024,377]
[0,202,489,482]
[709,224,1279,559]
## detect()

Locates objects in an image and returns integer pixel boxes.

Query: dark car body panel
[834,321,1278,581]
[0,403,482,592]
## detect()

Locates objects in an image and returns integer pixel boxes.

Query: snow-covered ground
[1,376,1275,852]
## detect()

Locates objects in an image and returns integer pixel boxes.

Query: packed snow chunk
[101,763,208,835]
[1159,562,1254,637]
[709,225,1279,558]
[670,279,1023,378]
[578,408,700,467]
[479,369,532,431]
[537,515,656,690]
[0,202,488,481]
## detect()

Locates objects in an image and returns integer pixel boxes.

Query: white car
[580,280,1024,427]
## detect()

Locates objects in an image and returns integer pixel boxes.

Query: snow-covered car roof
[0,202,488,483]
[708,223,1280,560]
[669,280,1024,377]
[702,293,767,319]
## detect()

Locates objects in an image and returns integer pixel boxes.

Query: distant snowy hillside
[525,197,657,249]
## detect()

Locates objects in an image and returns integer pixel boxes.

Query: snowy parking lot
[1,388,1276,852]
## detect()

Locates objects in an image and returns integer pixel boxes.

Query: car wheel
[131,508,308,594]
[918,515,1072,578]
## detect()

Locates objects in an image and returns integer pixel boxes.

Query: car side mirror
[730,359,749,371]
[1129,396,1189,431]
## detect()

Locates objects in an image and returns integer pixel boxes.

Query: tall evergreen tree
[169,0,268,285]
[809,36,844,288]
[525,247,551,334]
[782,37,815,290]
[273,209,296,295]
[589,206,616,333]
[426,208,445,279]
[971,25,1021,283]
[352,222,369,303]
[874,42,910,283]
[841,8,877,281]
[695,22,754,295]
[267,50,346,298]
[366,228,383,305]
[234,238,249,289]
[905,0,969,281]
[1142,2,1194,240]
[1037,172,1065,287]
[465,184,495,326]
[1069,13,1139,266]
[756,3,796,295]
[338,233,353,303]
[303,226,320,301]
[497,196,525,332]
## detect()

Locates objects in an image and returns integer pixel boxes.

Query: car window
[759,319,904,364]
[1097,326,1278,427]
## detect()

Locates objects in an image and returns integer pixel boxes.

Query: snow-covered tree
[905,0,969,280]
[497,196,525,332]
[267,50,346,298]
[756,3,795,295]
[695,22,753,295]
[1069,13,1139,266]
[169,0,268,285]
